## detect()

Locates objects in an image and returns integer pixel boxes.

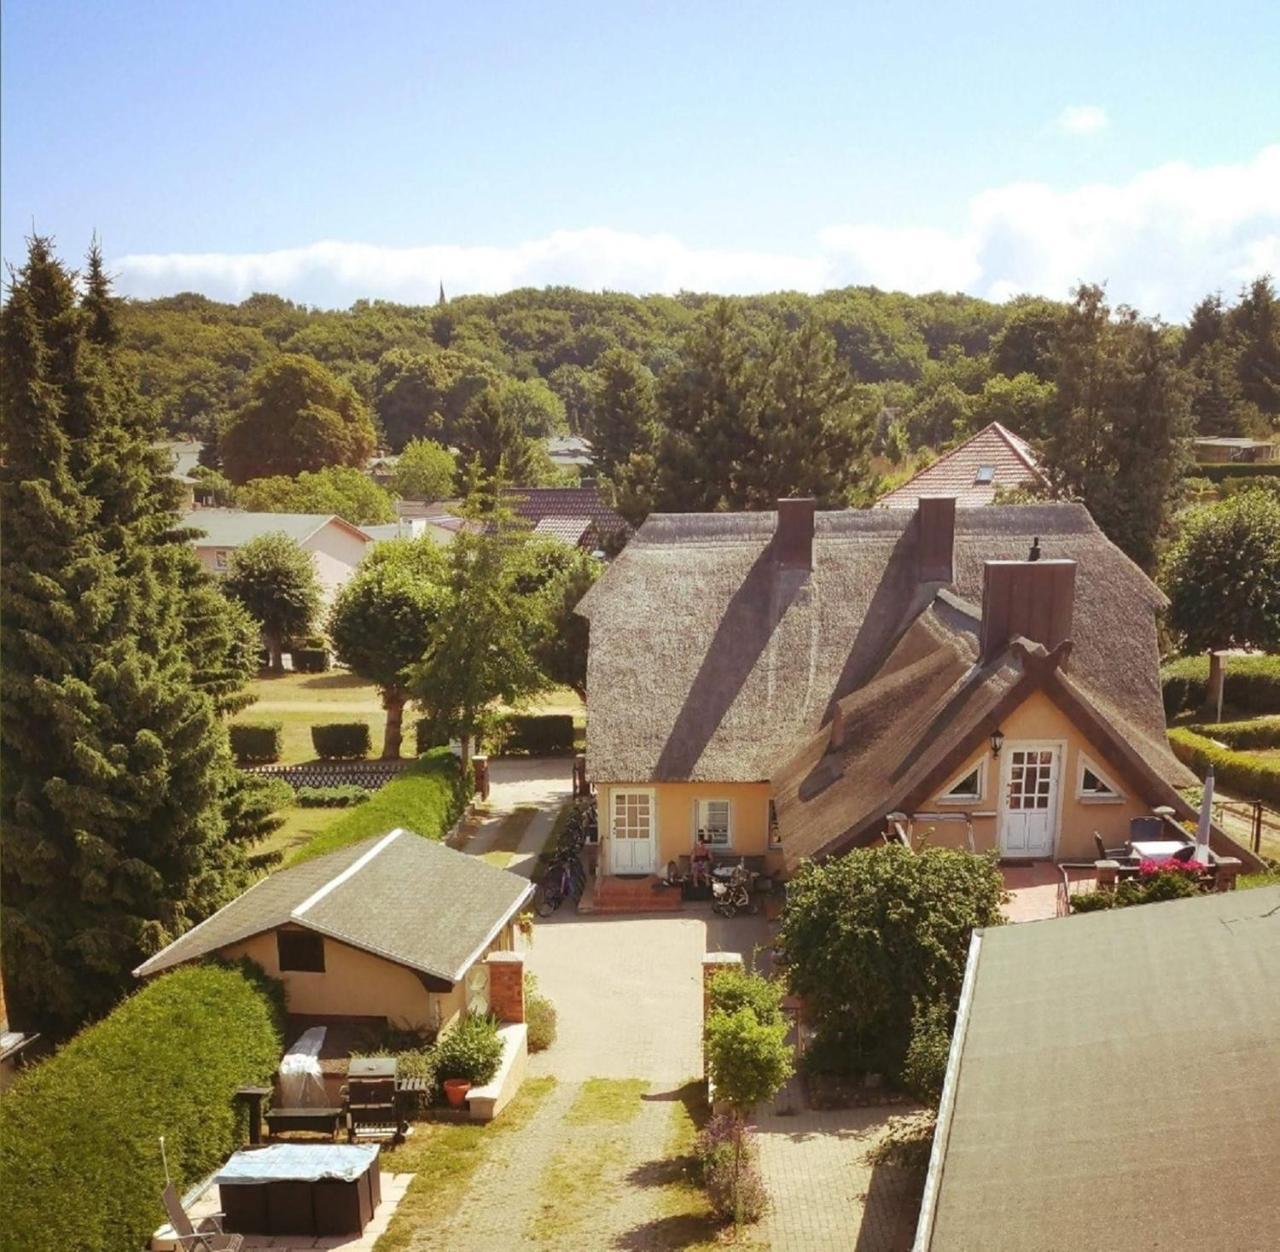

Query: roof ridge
[293,829,403,918]
[988,421,1044,477]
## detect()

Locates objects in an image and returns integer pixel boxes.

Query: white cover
[277,1026,328,1108]
[215,1143,378,1185]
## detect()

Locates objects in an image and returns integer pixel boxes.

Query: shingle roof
[506,487,629,538]
[532,515,594,545]
[134,831,532,984]
[918,887,1280,1251]
[182,510,371,548]
[878,423,1045,508]
[578,504,1174,790]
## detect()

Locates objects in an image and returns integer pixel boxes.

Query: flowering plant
[1138,858,1206,875]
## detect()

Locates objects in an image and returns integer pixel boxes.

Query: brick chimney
[980,559,1076,663]
[775,498,816,571]
[916,496,956,583]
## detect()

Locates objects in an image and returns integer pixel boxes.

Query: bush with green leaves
[778,846,1005,1077]
[288,748,468,864]
[310,721,372,760]
[295,784,372,808]
[415,716,449,754]
[1168,727,1280,806]
[229,721,284,763]
[901,1000,952,1105]
[0,961,284,1252]
[524,973,557,1053]
[1071,865,1206,913]
[498,714,577,756]
[1162,654,1280,718]
[705,1145,768,1224]
[222,531,322,674]
[706,966,785,1027]
[864,1110,937,1175]
[1190,715,1280,749]
[434,1013,505,1085]
[290,646,330,673]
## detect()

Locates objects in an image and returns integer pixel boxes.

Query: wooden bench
[264,1107,345,1140]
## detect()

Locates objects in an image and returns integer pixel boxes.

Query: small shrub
[691,1113,743,1185]
[865,1110,937,1175]
[290,646,331,673]
[295,784,372,808]
[414,716,449,755]
[499,714,576,756]
[706,967,785,1027]
[901,1000,951,1104]
[705,1148,768,1224]
[1070,864,1206,913]
[229,721,284,763]
[310,722,372,760]
[524,973,557,1053]
[434,1013,504,1085]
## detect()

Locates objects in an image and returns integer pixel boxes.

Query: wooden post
[1207,651,1225,723]
[473,754,490,801]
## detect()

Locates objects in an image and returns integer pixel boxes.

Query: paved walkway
[460,757,573,879]
[755,1106,923,1252]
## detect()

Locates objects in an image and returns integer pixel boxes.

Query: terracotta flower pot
[443,1078,472,1108]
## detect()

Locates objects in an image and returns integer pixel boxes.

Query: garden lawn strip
[373,1076,557,1252]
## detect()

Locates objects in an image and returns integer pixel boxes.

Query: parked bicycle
[533,798,595,916]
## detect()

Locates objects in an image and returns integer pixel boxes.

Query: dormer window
[974,465,996,485]
[1077,755,1123,802]
[939,762,984,804]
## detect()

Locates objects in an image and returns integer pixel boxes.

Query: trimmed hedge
[295,784,373,807]
[1161,654,1280,717]
[288,747,469,863]
[290,646,331,673]
[1189,716,1280,750]
[1194,462,1280,484]
[311,722,372,760]
[230,720,284,763]
[500,714,576,756]
[0,961,283,1252]
[1168,727,1280,806]
[414,717,449,755]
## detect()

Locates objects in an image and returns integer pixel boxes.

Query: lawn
[254,804,351,864]
[232,669,388,765]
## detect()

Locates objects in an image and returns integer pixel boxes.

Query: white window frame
[1076,753,1124,804]
[937,759,985,805]
[611,788,657,840]
[694,797,733,848]
[213,548,230,571]
[974,465,996,485]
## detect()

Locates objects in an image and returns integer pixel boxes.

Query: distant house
[183,509,372,603]
[577,497,1258,896]
[545,434,594,470]
[391,499,474,545]
[1192,435,1279,464]
[878,423,1046,509]
[506,485,630,553]
[134,830,532,1036]
[915,886,1280,1251]
[157,439,215,509]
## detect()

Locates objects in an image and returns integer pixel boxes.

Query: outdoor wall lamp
[990,729,1005,757]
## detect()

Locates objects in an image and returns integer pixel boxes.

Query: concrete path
[460,757,573,879]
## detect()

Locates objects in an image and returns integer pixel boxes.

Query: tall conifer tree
[1,239,251,1035]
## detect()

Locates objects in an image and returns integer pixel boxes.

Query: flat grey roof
[919,886,1280,1249]
[182,510,369,547]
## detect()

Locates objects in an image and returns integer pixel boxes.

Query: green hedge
[1188,716,1280,750]
[290,646,331,673]
[1161,655,1280,717]
[0,961,283,1252]
[310,722,372,760]
[229,721,284,763]
[295,784,373,807]
[414,717,449,755]
[1193,462,1280,484]
[500,714,576,755]
[1168,727,1280,806]
[288,747,469,864]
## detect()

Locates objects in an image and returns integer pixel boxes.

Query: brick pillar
[1096,860,1119,890]
[701,952,742,1020]
[486,951,524,1023]
[1213,858,1242,892]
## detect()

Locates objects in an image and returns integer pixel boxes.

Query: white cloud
[1055,104,1109,135]
[111,145,1280,321]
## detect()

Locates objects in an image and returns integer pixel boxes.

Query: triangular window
[939,762,984,803]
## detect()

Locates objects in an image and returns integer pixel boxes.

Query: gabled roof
[879,423,1045,508]
[182,509,372,548]
[505,486,628,537]
[134,831,532,985]
[917,887,1280,1251]
[532,515,594,545]
[578,504,1172,787]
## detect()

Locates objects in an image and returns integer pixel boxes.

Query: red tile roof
[505,487,629,537]
[878,423,1045,509]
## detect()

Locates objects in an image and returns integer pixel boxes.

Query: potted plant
[434,1014,504,1108]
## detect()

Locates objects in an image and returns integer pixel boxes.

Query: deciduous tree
[390,438,456,501]
[222,533,322,673]
[237,465,396,524]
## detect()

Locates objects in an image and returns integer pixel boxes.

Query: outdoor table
[214,1143,380,1237]
[1129,839,1192,864]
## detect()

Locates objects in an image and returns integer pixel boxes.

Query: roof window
[974,465,996,485]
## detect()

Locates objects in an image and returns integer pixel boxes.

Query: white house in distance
[183,510,373,604]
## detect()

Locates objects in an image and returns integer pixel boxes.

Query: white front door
[610,789,657,874]
[1000,745,1060,857]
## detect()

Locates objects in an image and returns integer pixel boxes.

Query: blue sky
[3,0,1278,316]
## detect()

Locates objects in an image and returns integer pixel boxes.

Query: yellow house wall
[915,688,1156,861]
[597,781,773,873]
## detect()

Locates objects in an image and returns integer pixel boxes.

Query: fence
[244,760,411,791]
[1213,798,1275,857]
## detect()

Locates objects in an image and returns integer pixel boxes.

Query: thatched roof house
[578,497,1247,884]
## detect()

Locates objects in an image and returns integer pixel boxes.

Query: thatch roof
[134,831,532,985]
[579,504,1177,798]
[918,887,1280,1250]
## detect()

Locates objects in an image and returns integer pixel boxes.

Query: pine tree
[1230,276,1280,421]
[589,348,658,476]
[1,239,250,1036]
